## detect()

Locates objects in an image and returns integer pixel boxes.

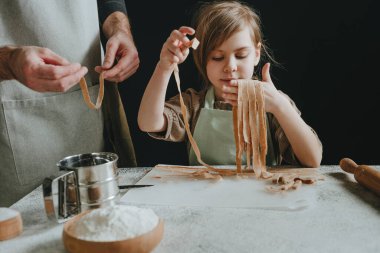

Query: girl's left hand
[259,63,287,114]
[224,63,285,112]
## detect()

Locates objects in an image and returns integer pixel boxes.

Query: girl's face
[206,27,260,99]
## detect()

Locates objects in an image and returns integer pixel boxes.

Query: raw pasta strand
[237,81,245,171]
[235,80,268,177]
[242,82,250,145]
[249,83,261,176]
[243,81,252,170]
[79,72,105,110]
[256,84,267,168]
[173,65,205,168]
[232,106,242,173]
[172,38,235,175]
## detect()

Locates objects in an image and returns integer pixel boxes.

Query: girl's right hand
[158,26,195,71]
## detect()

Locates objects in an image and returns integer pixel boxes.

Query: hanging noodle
[79,72,105,110]
[172,38,235,176]
[234,80,268,178]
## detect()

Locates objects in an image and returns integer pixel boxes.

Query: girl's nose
[223,58,237,73]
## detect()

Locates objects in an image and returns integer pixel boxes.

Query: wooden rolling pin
[339,158,380,196]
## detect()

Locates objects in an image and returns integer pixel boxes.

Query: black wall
[119,0,380,166]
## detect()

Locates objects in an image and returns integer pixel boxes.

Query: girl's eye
[236,54,248,59]
[211,56,224,61]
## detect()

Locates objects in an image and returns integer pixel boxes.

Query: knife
[118,184,153,189]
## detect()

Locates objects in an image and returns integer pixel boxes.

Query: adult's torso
[0,0,104,206]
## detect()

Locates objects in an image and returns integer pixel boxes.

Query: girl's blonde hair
[192,0,273,87]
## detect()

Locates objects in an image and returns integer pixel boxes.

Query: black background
[118,0,380,166]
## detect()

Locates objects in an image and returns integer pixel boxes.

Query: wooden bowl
[0,208,23,241]
[62,211,164,253]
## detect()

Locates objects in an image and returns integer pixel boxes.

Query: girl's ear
[254,42,261,66]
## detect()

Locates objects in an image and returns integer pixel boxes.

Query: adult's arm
[97,0,127,27]
[96,0,139,82]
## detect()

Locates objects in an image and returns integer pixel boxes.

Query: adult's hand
[5,46,87,92]
[95,31,139,82]
[95,11,139,83]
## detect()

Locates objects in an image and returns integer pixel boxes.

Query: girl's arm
[138,64,172,132]
[138,26,195,133]
[262,63,322,168]
[272,96,322,168]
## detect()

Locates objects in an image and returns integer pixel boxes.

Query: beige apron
[189,87,276,166]
[0,0,107,206]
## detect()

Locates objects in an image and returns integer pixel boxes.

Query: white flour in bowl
[74,205,159,241]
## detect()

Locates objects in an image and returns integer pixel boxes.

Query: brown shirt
[149,88,322,166]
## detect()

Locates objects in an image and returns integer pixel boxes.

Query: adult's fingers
[118,50,139,74]
[111,62,139,82]
[42,66,88,92]
[102,39,119,69]
[39,48,71,66]
[120,57,139,77]
[104,56,139,82]
[102,44,137,79]
[35,63,82,80]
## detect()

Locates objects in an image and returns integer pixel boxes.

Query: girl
[138,0,322,168]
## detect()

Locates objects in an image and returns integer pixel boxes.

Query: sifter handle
[42,171,80,223]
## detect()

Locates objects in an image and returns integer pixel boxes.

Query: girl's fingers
[169,31,190,47]
[167,42,188,62]
[223,84,238,94]
[167,42,182,56]
[169,29,193,50]
[261,62,272,83]
[166,47,180,63]
[178,26,195,35]
[161,26,196,66]
[222,92,238,101]
[229,80,239,86]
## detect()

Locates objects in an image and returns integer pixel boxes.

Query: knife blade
[118,184,153,189]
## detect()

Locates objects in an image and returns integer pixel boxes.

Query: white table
[1,166,380,253]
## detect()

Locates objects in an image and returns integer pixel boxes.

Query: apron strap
[204,87,215,109]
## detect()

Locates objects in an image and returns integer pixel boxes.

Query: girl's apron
[189,87,276,166]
